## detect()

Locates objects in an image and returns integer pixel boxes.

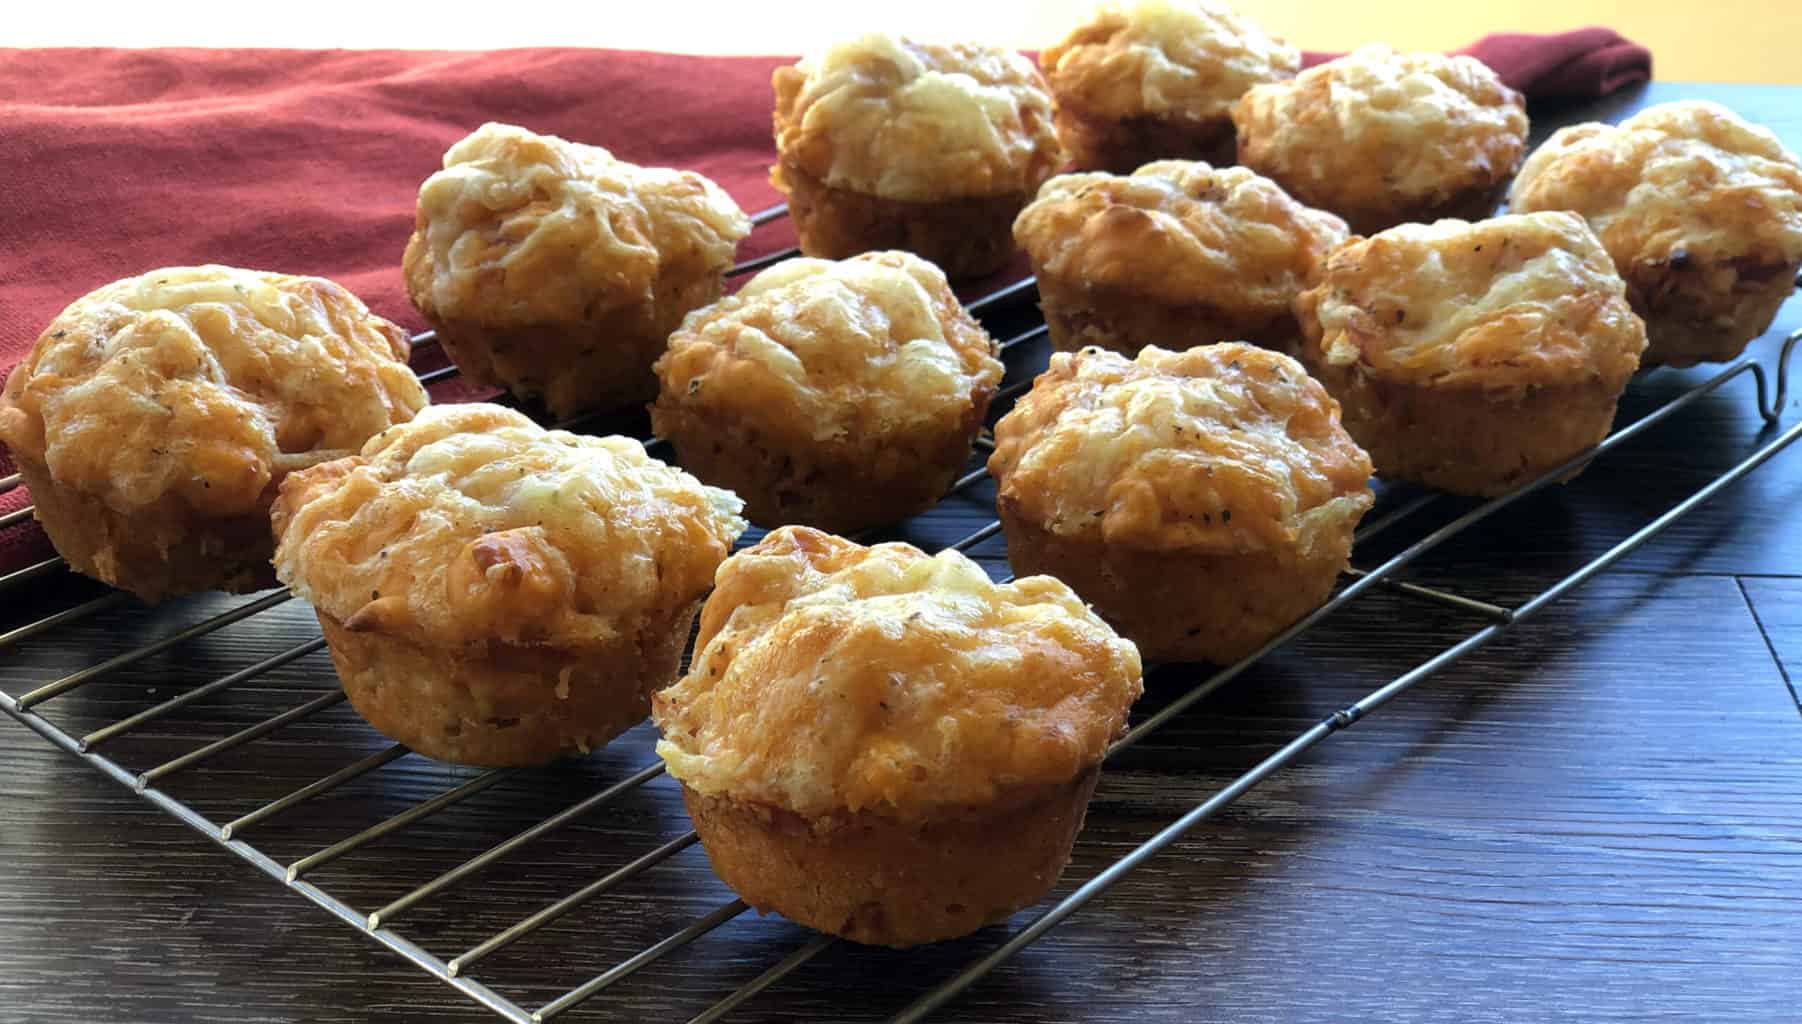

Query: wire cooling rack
[3,201,1801,1023]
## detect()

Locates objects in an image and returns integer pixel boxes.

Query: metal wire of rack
[2,201,1801,1024]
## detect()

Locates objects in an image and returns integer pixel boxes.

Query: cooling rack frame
[3,203,1801,1024]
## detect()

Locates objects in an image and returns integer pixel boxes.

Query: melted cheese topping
[772,34,1065,201]
[1014,160,1347,312]
[1510,100,1802,269]
[1295,213,1648,390]
[271,404,745,649]
[406,122,750,326]
[1232,45,1527,201]
[989,343,1372,553]
[1040,0,1299,122]
[652,527,1143,820]
[654,251,1002,443]
[0,266,426,516]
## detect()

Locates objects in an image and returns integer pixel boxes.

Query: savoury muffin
[1040,0,1300,173]
[1014,160,1348,356]
[1509,101,1802,368]
[1232,45,1529,235]
[989,343,1371,663]
[404,122,750,417]
[1294,213,1647,497]
[0,266,427,602]
[272,403,744,767]
[653,526,1142,947]
[651,251,1002,532]
[771,34,1065,280]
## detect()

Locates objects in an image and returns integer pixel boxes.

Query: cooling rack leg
[1759,328,1802,424]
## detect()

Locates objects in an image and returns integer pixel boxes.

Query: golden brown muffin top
[271,403,745,650]
[1232,45,1528,201]
[1294,213,1648,391]
[1509,100,1802,269]
[405,122,750,327]
[652,526,1143,821]
[1013,160,1348,312]
[989,343,1372,554]
[1040,0,1299,123]
[0,266,426,518]
[654,251,1002,443]
[772,33,1065,202]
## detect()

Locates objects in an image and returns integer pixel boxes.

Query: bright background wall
[11,1,1796,84]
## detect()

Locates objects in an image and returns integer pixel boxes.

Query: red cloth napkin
[0,30,1650,576]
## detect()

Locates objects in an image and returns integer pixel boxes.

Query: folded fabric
[0,31,1652,575]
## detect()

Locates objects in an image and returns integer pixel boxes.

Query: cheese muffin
[653,526,1142,947]
[1294,213,1647,497]
[404,122,750,417]
[651,251,1002,532]
[1040,0,1300,173]
[272,404,744,767]
[1014,160,1348,356]
[989,343,1372,663]
[772,34,1065,280]
[0,266,427,602]
[1232,46,1528,235]
[1510,101,1802,367]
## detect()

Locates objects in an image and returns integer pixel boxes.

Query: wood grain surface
[4,81,1802,1024]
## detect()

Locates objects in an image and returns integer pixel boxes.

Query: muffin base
[421,269,724,419]
[1038,277,1300,357]
[1626,255,1801,368]
[777,160,1026,281]
[1311,366,1626,497]
[15,457,276,603]
[1055,103,1237,174]
[651,399,991,534]
[682,769,1099,948]
[997,503,1349,664]
[316,601,698,767]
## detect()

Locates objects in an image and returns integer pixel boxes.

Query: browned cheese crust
[989,342,1372,661]
[1040,0,1300,172]
[271,404,744,765]
[771,34,1064,278]
[0,265,426,601]
[653,527,1142,945]
[653,251,1002,532]
[1231,45,1528,235]
[1294,213,1648,496]
[1510,101,1802,367]
[1014,159,1347,355]
[403,122,749,416]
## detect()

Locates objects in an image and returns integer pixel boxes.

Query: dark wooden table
[5,81,1802,1024]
